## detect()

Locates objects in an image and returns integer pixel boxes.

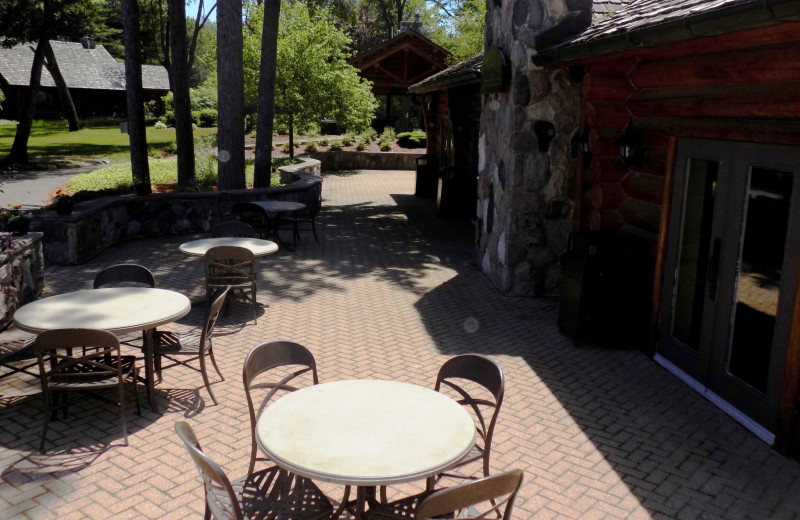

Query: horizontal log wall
[580,22,800,241]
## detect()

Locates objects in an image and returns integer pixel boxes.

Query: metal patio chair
[175,421,333,520]
[36,328,140,451]
[152,287,228,405]
[205,246,258,323]
[242,340,319,474]
[212,221,258,238]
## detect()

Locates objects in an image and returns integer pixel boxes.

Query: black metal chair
[233,202,270,239]
[93,264,156,349]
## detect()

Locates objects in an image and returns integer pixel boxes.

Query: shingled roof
[535,0,800,64]
[0,41,169,91]
[409,52,483,93]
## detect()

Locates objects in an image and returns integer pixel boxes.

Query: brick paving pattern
[2,169,800,519]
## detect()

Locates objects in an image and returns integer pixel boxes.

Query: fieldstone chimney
[477,0,592,295]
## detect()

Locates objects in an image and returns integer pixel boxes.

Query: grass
[66,157,289,195]
[0,119,216,163]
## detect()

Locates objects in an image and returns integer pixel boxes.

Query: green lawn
[0,119,216,163]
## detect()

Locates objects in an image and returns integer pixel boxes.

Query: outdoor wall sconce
[424,95,434,110]
[617,120,645,168]
[571,126,591,167]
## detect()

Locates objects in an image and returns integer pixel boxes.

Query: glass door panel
[726,168,794,393]
[671,159,719,350]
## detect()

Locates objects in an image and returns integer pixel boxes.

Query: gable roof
[535,0,800,65]
[0,41,170,91]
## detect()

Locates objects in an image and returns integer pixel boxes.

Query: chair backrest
[415,470,523,520]
[435,354,505,469]
[201,287,230,347]
[36,329,122,391]
[175,421,244,520]
[93,264,155,289]
[205,246,256,284]
[233,202,266,224]
[242,340,319,473]
[211,221,257,238]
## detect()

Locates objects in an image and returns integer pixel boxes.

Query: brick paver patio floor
[2,169,800,519]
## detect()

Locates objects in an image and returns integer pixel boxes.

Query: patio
[1,169,800,519]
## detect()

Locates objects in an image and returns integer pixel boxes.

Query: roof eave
[533,0,800,66]
[409,71,481,93]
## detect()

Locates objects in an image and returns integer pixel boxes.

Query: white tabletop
[14,287,192,335]
[256,380,475,486]
[248,200,306,213]
[179,237,279,257]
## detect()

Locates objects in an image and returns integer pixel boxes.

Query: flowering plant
[0,204,32,235]
[50,190,75,214]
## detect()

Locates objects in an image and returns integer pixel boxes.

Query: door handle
[707,237,721,300]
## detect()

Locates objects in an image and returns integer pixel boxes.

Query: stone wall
[310,151,418,171]
[0,233,44,329]
[31,158,322,265]
[477,0,586,296]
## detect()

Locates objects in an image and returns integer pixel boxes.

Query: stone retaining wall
[0,233,44,329]
[31,158,322,265]
[310,151,418,171]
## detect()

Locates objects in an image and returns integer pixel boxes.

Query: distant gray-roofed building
[0,40,170,119]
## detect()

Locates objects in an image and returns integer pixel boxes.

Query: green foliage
[341,135,353,146]
[0,89,4,111]
[397,130,426,148]
[431,0,486,63]
[329,139,342,151]
[379,140,392,151]
[379,127,395,141]
[0,0,96,46]
[243,1,378,132]
[304,141,318,153]
[197,108,218,127]
[159,85,217,126]
[355,141,366,151]
[319,138,329,147]
[358,133,373,146]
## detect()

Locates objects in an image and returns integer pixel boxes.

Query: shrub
[305,141,318,153]
[379,140,392,151]
[358,134,372,147]
[356,142,366,151]
[282,143,292,153]
[154,120,167,130]
[193,135,217,190]
[341,135,353,146]
[198,108,218,127]
[380,126,396,141]
[329,139,342,151]
[397,130,426,148]
[319,139,329,147]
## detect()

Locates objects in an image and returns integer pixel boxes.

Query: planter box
[0,233,45,329]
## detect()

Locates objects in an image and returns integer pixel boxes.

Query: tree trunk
[254,0,281,188]
[168,0,194,190]
[121,0,152,195]
[217,0,246,190]
[3,38,46,166]
[288,113,294,160]
[41,40,81,132]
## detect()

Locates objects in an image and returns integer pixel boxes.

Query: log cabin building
[0,39,169,120]
[435,0,800,456]
[349,21,451,132]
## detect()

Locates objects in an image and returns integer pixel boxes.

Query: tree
[217,0,245,190]
[0,0,95,165]
[244,2,377,159]
[121,0,151,194]
[168,0,193,189]
[252,0,280,188]
[42,39,81,131]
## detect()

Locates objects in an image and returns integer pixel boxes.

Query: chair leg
[207,347,224,381]
[252,285,257,324]
[119,380,128,446]
[199,354,218,405]
[39,391,52,452]
[311,219,320,244]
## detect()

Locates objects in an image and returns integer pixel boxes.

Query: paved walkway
[1,170,800,519]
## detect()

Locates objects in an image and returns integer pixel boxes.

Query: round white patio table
[179,237,279,257]
[14,287,191,413]
[256,379,475,518]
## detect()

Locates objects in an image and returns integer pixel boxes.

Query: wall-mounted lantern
[617,120,645,168]
[571,126,591,168]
